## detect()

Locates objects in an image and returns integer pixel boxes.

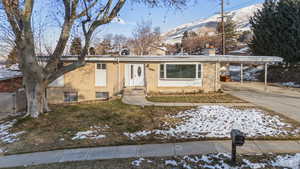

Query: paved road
[1,140,300,168]
[223,82,300,123]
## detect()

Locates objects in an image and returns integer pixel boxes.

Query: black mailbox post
[230,129,245,164]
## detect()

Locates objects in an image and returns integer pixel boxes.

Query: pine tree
[181,31,189,53]
[217,16,238,53]
[70,37,82,55]
[181,31,198,54]
[249,0,300,64]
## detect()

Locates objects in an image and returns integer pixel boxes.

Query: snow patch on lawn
[0,120,25,143]
[131,157,152,167]
[166,153,300,169]
[72,125,109,140]
[165,160,178,166]
[124,106,299,140]
[242,159,266,169]
[272,153,300,169]
[130,153,300,168]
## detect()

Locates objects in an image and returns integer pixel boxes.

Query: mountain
[162,3,262,44]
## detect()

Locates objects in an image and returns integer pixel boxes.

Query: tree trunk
[24,77,49,118]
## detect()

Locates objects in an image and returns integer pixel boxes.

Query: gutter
[59,55,283,63]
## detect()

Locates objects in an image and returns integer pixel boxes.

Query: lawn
[147,93,247,103]
[3,153,300,169]
[0,99,300,155]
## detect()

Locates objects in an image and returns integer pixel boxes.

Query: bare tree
[1,0,186,118]
[128,21,161,55]
[112,34,128,51]
[95,34,113,54]
[0,12,15,60]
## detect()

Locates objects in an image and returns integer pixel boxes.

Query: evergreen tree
[181,31,198,54]
[249,0,300,64]
[70,37,82,55]
[217,16,238,53]
[181,31,189,53]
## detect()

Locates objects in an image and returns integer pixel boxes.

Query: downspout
[264,63,268,91]
[215,56,219,92]
[117,57,120,94]
[144,64,147,96]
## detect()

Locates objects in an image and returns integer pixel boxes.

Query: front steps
[123,87,146,96]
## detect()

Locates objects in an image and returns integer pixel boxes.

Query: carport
[217,55,283,91]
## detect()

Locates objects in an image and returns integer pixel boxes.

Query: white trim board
[157,63,203,87]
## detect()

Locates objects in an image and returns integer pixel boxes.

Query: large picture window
[160,63,201,79]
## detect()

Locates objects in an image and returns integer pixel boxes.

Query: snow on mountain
[162,3,262,44]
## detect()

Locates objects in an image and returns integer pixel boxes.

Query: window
[198,64,202,78]
[137,66,142,77]
[160,64,164,78]
[96,92,109,99]
[130,65,133,79]
[160,64,201,79]
[97,63,106,70]
[64,92,78,102]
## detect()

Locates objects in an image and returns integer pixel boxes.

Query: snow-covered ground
[229,65,264,81]
[0,64,22,80]
[0,119,25,144]
[229,47,250,54]
[131,153,300,169]
[124,106,299,140]
[72,125,109,140]
[131,158,153,167]
[163,4,262,44]
[278,82,300,88]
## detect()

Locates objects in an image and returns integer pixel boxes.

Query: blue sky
[100,0,264,37]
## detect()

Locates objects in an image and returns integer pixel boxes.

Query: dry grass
[1,99,300,155]
[147,93,248,103]
[2,100,190,155]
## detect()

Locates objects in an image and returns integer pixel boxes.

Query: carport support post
[240,64,243,84]
[264,63,268,91]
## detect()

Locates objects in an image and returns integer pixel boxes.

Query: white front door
[125,64,145,87]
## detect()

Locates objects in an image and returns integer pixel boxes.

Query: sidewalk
[1,140,300,168]
[122,95,254,107]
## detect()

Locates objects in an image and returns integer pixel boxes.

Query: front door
[125,64,145,87]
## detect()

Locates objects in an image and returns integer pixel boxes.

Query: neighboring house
[149,46,167,56]
[0,64,26,114]
[47,55,282,104]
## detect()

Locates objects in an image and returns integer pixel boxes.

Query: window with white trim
[96,92,109,99]
[97,63,106,70]
[64,92,78,102]
[160,63,201,79]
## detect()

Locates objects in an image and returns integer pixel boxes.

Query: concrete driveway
[222,82,300,123]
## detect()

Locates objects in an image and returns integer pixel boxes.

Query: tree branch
[74,0,99,19]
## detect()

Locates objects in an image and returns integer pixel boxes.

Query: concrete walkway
[1,140,300,168]
[223,82,300,123]
[122,95,254,107]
